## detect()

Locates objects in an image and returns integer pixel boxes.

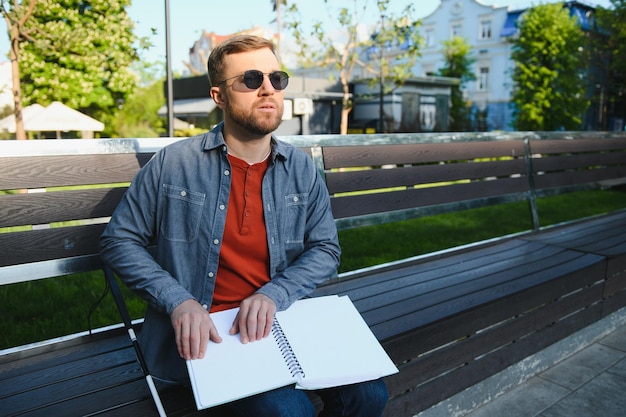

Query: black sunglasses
[218,70,289,91]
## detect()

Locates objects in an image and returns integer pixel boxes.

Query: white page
[275,295,398,389]
[186,307,295,409]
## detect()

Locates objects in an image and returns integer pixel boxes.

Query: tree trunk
[9,24,26,139]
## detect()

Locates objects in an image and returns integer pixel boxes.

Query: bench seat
[0,327,227,417]
[313,236,607,414]
[521,209,626,316]
[1,233,608,417]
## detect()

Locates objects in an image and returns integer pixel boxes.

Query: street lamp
[378,14,385,133]
[165,0,174,137]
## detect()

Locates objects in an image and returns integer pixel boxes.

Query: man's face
[214,48,285,137]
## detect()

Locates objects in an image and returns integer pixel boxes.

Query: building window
[451,24,462,38]
[478,67,489,91]
[479,20,492,39]
[425,28,435,47]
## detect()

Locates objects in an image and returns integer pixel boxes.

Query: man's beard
[226,98,283,136]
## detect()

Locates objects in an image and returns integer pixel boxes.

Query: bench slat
[330,176,529,218]
[325,158,527,194]
[533,165,626,190]
[323,141,526,169]
[0,153,151,190]
[0,223,105,267]
[532,152,626,172]
[530,138,626,154]
[0,187,126,228]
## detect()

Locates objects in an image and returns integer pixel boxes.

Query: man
[100,35,388,416]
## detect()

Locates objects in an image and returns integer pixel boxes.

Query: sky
[0,0,615,75]
[126,0,613,74]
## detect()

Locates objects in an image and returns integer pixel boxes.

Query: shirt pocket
[283,193,308,244]
[161,184,205,242]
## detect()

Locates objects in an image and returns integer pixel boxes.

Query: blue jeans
[223,378,389,417]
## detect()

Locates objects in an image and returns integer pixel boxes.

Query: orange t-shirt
[211,154,270,312]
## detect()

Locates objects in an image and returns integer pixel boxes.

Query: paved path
[416,307,626,417]
[463,323,626,417]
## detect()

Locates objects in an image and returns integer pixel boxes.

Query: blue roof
[500,10,524,37]
[500,2,596,37]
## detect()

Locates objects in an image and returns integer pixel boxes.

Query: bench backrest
[1,132,626,287]
[323,140,529,229]
[0,138,179,285]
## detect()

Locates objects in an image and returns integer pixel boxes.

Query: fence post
[524,137,540,230]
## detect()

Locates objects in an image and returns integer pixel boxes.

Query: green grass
[2,189,626,350]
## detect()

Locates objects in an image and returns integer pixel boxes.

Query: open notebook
[186,295,398,410]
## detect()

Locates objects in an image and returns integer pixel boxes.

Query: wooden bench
[1,132,626,417]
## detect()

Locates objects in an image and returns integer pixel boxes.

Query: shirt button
[213,239,219,245]
[293,196,299,202]
[224,170,230,176]
[208,272,214,277]
[180,190,187,197]
[202,304,208,310]
[219,204,225,210]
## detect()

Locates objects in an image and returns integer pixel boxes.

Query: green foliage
[338,189,626,272]
[437,36,475,131]
[105,62,165,138]
[0,271,146,349]
[18,0,139,120]
[510,3,589,131]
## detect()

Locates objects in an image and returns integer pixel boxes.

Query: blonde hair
[207,35,277,87]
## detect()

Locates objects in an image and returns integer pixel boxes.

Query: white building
[410,0,602,131]
[414,0,515,131]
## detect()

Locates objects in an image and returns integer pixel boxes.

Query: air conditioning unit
[282,99,293,120]
[292,98,313,115]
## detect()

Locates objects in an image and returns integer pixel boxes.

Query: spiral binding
[271,317,305,379]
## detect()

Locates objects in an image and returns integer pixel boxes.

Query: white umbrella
[0,101,104,138]
[27,101,104,133]
[0,103,45,132]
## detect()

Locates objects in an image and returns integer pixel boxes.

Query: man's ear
[210,87,226,109]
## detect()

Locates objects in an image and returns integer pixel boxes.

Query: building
[186,27,276,76]
[351,76,458,133]
[406,0,608,131]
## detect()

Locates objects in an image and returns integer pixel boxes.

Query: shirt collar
[202,122,288,162]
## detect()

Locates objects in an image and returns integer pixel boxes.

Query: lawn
[2,189,625,349]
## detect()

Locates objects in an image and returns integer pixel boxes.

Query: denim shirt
[100,124,341,383]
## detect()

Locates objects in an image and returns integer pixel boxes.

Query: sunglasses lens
[269,71,289,90]
[241,70,289,90]
[242,71,265,89]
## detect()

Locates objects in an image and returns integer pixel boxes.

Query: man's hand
[230,294,276,344]
[171,299,222,360]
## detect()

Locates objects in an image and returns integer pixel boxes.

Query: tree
[593,0,626,129]
[1,0,39,140]
[17,0,139,130]
[437,36,475,131]
[285,0,422,134]
[510,3,589,131]
[105,61,164,138]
